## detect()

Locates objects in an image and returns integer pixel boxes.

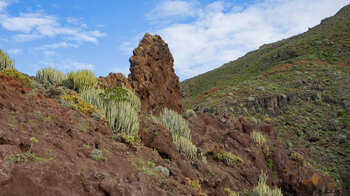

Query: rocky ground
[0,32,344,195]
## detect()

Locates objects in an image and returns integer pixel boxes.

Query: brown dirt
[264,60,328,75]
[0,66,342,195]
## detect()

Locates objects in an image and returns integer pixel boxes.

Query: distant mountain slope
[181,4,350,101]
[180,4,350,193]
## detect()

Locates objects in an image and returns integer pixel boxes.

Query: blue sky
[0,0,349,81]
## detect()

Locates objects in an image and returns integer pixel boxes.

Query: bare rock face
[128,33,183,115]
[98,73,132,89]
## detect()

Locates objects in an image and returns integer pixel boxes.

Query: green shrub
[250,131,267,148]
[0,49,14,70]
[107,101,139,137]
[252,171,283,196]
[99,87,141,111]
[155,166,170,176]
[60,90,99,115]
[35,67,66,85]
[0,69,31,87]
[224,188,240,196]
[186,177,207,196]
[45,86,66,99]
[90,149,106,162]
[153,108,191,140]
[80,88,106,111]
[81,87,140,113]
[214,151,243,166]
[67,69,97,92]
[173,135,197,159]
[290,152,305,166]
[267,159,273,168]
[16,154,28,162]
[151,108,197,159]
[80,87,140,138]
[183,109,196,119]
[61,78,74,89]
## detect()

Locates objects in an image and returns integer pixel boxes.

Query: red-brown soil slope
[0,72,340,195]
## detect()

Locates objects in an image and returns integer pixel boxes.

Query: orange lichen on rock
[303,173,320,186]
[209,143,224,155]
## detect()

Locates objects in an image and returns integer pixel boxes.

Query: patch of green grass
[132,158,158,176]
[16,154,27,162]
[82,144,90,149]
[72,116,90,133]
[7,123,16,128]
[44,116,52,122]
[4,155,14,163]
[90,149,106,162]
[33,110,43,118]
[267,159,273,168]
[214,151,243,166]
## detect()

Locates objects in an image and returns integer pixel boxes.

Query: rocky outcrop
[97,73,132,89]
[139,116,177,160]
[128,33,183,115]
[97,33,183,115]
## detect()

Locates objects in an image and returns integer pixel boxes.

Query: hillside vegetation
[181,4,350,191]
[0,5,349,195]
[181,4,350,100]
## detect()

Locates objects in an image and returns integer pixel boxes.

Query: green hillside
[181,4,350,191]
[181,4,350,101]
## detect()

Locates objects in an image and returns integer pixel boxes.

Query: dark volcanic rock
[139,117,177,160]
[256,122,277,139]
[98,72,132,89]
[128,33,183,115]
[96,33,183,115]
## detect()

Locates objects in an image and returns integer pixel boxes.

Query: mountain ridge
[181,4,350,193]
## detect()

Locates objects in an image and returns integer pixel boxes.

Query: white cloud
[0,12,57,33]
[13,33,42,41]
[37,59,94,72]
[146,0,198,22]
[36,41,79,50]
[119,32,145,55]
[7,48,21,54]
[0,0,8,12]
[0,5,105,43]
[43,50,57,56]
[58,61,94,71]
[144,0,350,80]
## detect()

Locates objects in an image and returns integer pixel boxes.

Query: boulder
[128,33,183,115]
[98,72,132,89]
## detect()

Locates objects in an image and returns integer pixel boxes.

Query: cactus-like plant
[154,108,191,140]
[98,87,141,111]
[80,87,140,137]
[60,90,99,115]
[214,151,243,166]
[252,171,283,196]
[173,135,197,159]
[183,109,196,119]
[35,67,66,85]
[152,108,197,159]
[0,49,14,71]
[67,69,97,92]
[106,101,139,137]
[250,131,267,148]
[80,88,106,112]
